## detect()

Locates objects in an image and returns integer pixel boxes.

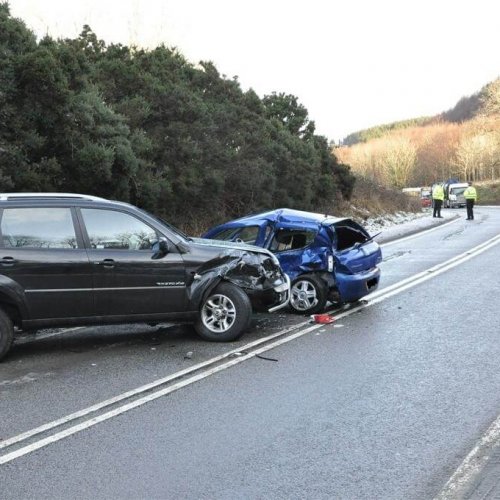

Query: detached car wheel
[0,308,14,361]
[195,283,252,342]
[290,275,327,314]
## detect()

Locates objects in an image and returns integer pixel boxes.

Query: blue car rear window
[269,229,316,252]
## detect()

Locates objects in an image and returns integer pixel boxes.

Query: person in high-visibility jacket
[432,184,445,218]
[464,182,477,220]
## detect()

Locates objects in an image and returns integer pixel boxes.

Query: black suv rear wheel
[0,308,14,361]
[195,283,252,342]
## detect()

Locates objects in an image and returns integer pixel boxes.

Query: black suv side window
[81,208,157,250]
[0,208,77,249]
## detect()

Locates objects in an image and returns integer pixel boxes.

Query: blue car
[203,208,382,314]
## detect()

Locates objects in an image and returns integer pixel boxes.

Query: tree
[0,5,358,231]
[454,123,500,181]
[263,92,315,138]
[0,2,38,188]
[480,78,500,116]
[413,123,461,184]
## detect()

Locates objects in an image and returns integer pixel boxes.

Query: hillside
[337,78,500,191]
[342,78,500,146]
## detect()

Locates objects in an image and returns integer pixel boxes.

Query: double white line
[1,232,500,466]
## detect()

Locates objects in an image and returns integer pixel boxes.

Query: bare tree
[377,137,417,188]
[454,117,500,181]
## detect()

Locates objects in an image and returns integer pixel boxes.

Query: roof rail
[0,193,107,201]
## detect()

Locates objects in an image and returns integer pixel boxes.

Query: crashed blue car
[203,208,382,314]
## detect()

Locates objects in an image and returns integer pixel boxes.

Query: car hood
[190,237,274,258]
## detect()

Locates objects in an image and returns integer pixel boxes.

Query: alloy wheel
[201,294,237,333]
[290,279,319,312]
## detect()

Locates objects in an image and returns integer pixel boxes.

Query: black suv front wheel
[0,308,14,361]
[195,283,252,342]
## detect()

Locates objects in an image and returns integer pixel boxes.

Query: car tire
[0,307,14,361]
[195,283,252,342]
[290,275,328,315]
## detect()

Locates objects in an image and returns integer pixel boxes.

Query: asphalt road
[1,206,499,499]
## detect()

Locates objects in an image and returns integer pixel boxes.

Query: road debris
[255,353,278,362]
[311,314,335,324]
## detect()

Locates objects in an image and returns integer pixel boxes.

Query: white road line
[434,414,500,499]
[0,324,320,466]
[369,233,500,302]
[2,231,499,466]
[0,321,311,451]
[381,216,460,247]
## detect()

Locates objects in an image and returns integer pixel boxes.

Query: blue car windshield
[210,227,241,241]
[210,225,261,245]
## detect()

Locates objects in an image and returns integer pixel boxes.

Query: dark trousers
[433,199,442,217]
[466,199,474,219]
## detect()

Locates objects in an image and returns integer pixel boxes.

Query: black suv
[0,193,290,360]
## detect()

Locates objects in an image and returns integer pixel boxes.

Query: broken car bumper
[268,274,291,312]
[336,266,381,303]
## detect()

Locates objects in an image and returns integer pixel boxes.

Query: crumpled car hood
[190,236,274,258]
[184,239,286,309]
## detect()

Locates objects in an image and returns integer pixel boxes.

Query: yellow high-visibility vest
[432,185,444,201]
[464,186,477,200]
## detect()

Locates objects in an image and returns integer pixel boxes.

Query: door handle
[1,256,17,266]
[94,258,115,268]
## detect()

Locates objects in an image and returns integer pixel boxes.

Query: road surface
[1,206,499,499]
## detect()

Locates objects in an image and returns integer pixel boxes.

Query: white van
[445,182,469,208]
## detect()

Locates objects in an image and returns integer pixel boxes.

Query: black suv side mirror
[152,237,170,259]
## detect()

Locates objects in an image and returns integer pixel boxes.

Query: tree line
[0,3,354,231]
[337,79,500,188]
[342,117,435,147]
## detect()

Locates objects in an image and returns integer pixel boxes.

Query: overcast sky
[9,0,500,141]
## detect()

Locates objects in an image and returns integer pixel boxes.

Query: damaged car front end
[203,208,382,314]
[185,238,291,314]
[174,236,290,341]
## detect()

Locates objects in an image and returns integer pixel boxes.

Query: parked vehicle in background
[203,209,382,315]
[402,187,432,208]
[444,182,469,208]
[420,189,432,207]
[0,193,290,360]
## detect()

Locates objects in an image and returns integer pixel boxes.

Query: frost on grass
[363,210,430,234]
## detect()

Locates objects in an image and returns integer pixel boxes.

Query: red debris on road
[311,314,335,324]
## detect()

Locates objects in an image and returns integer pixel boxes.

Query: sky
[8,0,500,142]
